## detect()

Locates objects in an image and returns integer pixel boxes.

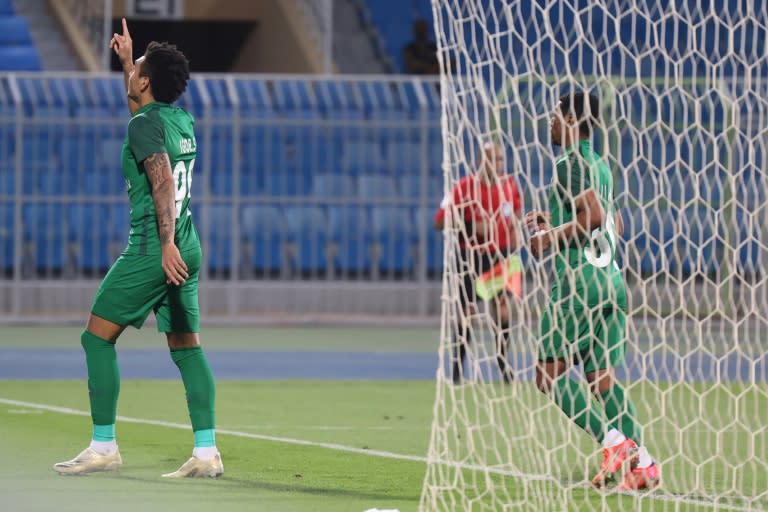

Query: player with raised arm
[526,91,660,490]
[53,19,222,478]
[435,141,522,385]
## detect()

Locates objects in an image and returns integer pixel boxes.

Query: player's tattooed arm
[144,152,176,246]
[145,151,188,285]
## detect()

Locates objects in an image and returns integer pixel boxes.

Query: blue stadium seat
[667,169,697,207]
[240,204,284,272]
[266,172,308,197]
[62,136,95,184]
[0,17,32,45]
[241,127,285,176]
[239,168,263,196]
[358,174,397,199]
[0,202,14,271]
[38,171,65,196]
[0,169,11,194]
[23,135,56,163]
[0,46,42,71]
[734,206,762,278]
[371,206,415,273]
[174,80,205,118]
[312,174,355,198]
[49,77,83,109]
[358,81,409,119]
[735,167,765,209]
[207,135,235,177]
[233,79,276,118]
[386,141,421,174]
[0,0,14,15]
[108,203,130,247]
[271,80,315,117]
[67,204,110,272]
[22,203,65,273]
[626,168,662,206]
[674,206,721,277]
[83,170,123,196]
[204,78,234,119]
[99,137,124,172]
[341,139,383,174]
[628,207,676,276]
[282,127,318,177]
[316,81,364,119]
[414,206,443,273]
[210,171,232,196]
[398,175,442,200]
[328,205,371,273]
[285,206,329,272]
[205,204,234,274]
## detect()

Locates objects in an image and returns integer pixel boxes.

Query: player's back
[549,140,625,309]
[121,102,198,256]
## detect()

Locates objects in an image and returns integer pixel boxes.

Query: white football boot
[162,452,223,478]
[53,447,122,475]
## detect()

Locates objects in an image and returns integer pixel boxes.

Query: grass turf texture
[1,380,765,512]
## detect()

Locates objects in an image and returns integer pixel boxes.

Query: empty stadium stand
[0,71,762,283]
[0,1,43,71]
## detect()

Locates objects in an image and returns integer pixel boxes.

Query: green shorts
[538,301,626,373]
[91,246,202,333]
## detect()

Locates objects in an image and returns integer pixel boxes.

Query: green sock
[600,383,642,444]
[92,424,116,442]
[81,331,120,428]
[553,377,607,443]
[171,346,216,433]
[194,429,216,448]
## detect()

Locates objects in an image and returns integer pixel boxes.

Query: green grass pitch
[0,326,765,511]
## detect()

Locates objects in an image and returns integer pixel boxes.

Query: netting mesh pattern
[421,1,767,510]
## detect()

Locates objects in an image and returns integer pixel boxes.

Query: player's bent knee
[166,332,200,350]
[85,314,125,342]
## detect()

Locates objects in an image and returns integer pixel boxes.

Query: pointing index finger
[122,17,130,37]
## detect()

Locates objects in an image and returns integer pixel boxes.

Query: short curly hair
[140,41,190,104]
[559,91,600,135]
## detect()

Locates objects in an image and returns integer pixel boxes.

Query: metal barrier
[0,72,763,323]
[0,72,445,321]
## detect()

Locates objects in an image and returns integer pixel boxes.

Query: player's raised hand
[524,210,551,233]
[529,229,553,259]
[109,17,133,68]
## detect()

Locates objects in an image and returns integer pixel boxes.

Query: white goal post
[421,1,767,510]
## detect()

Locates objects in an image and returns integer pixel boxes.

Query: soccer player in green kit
[525,91,659,490]
[53,19,222,478]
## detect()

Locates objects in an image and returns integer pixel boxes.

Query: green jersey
[547,140,626,309]
[121,102,199,256]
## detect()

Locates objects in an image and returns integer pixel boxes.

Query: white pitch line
[0,397,427,463]
[0,397,761,512]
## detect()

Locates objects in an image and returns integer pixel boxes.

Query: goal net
[421,1,767,510]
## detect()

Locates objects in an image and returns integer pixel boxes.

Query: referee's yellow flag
[475,255,523,301]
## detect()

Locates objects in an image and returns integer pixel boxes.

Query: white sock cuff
[636,446,654,468]
[89,440,118,456]
[192,446,218,461]
[602,428,627,449]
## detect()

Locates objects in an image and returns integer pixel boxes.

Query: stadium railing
[0,72,762,322]
[0,72,445,321]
